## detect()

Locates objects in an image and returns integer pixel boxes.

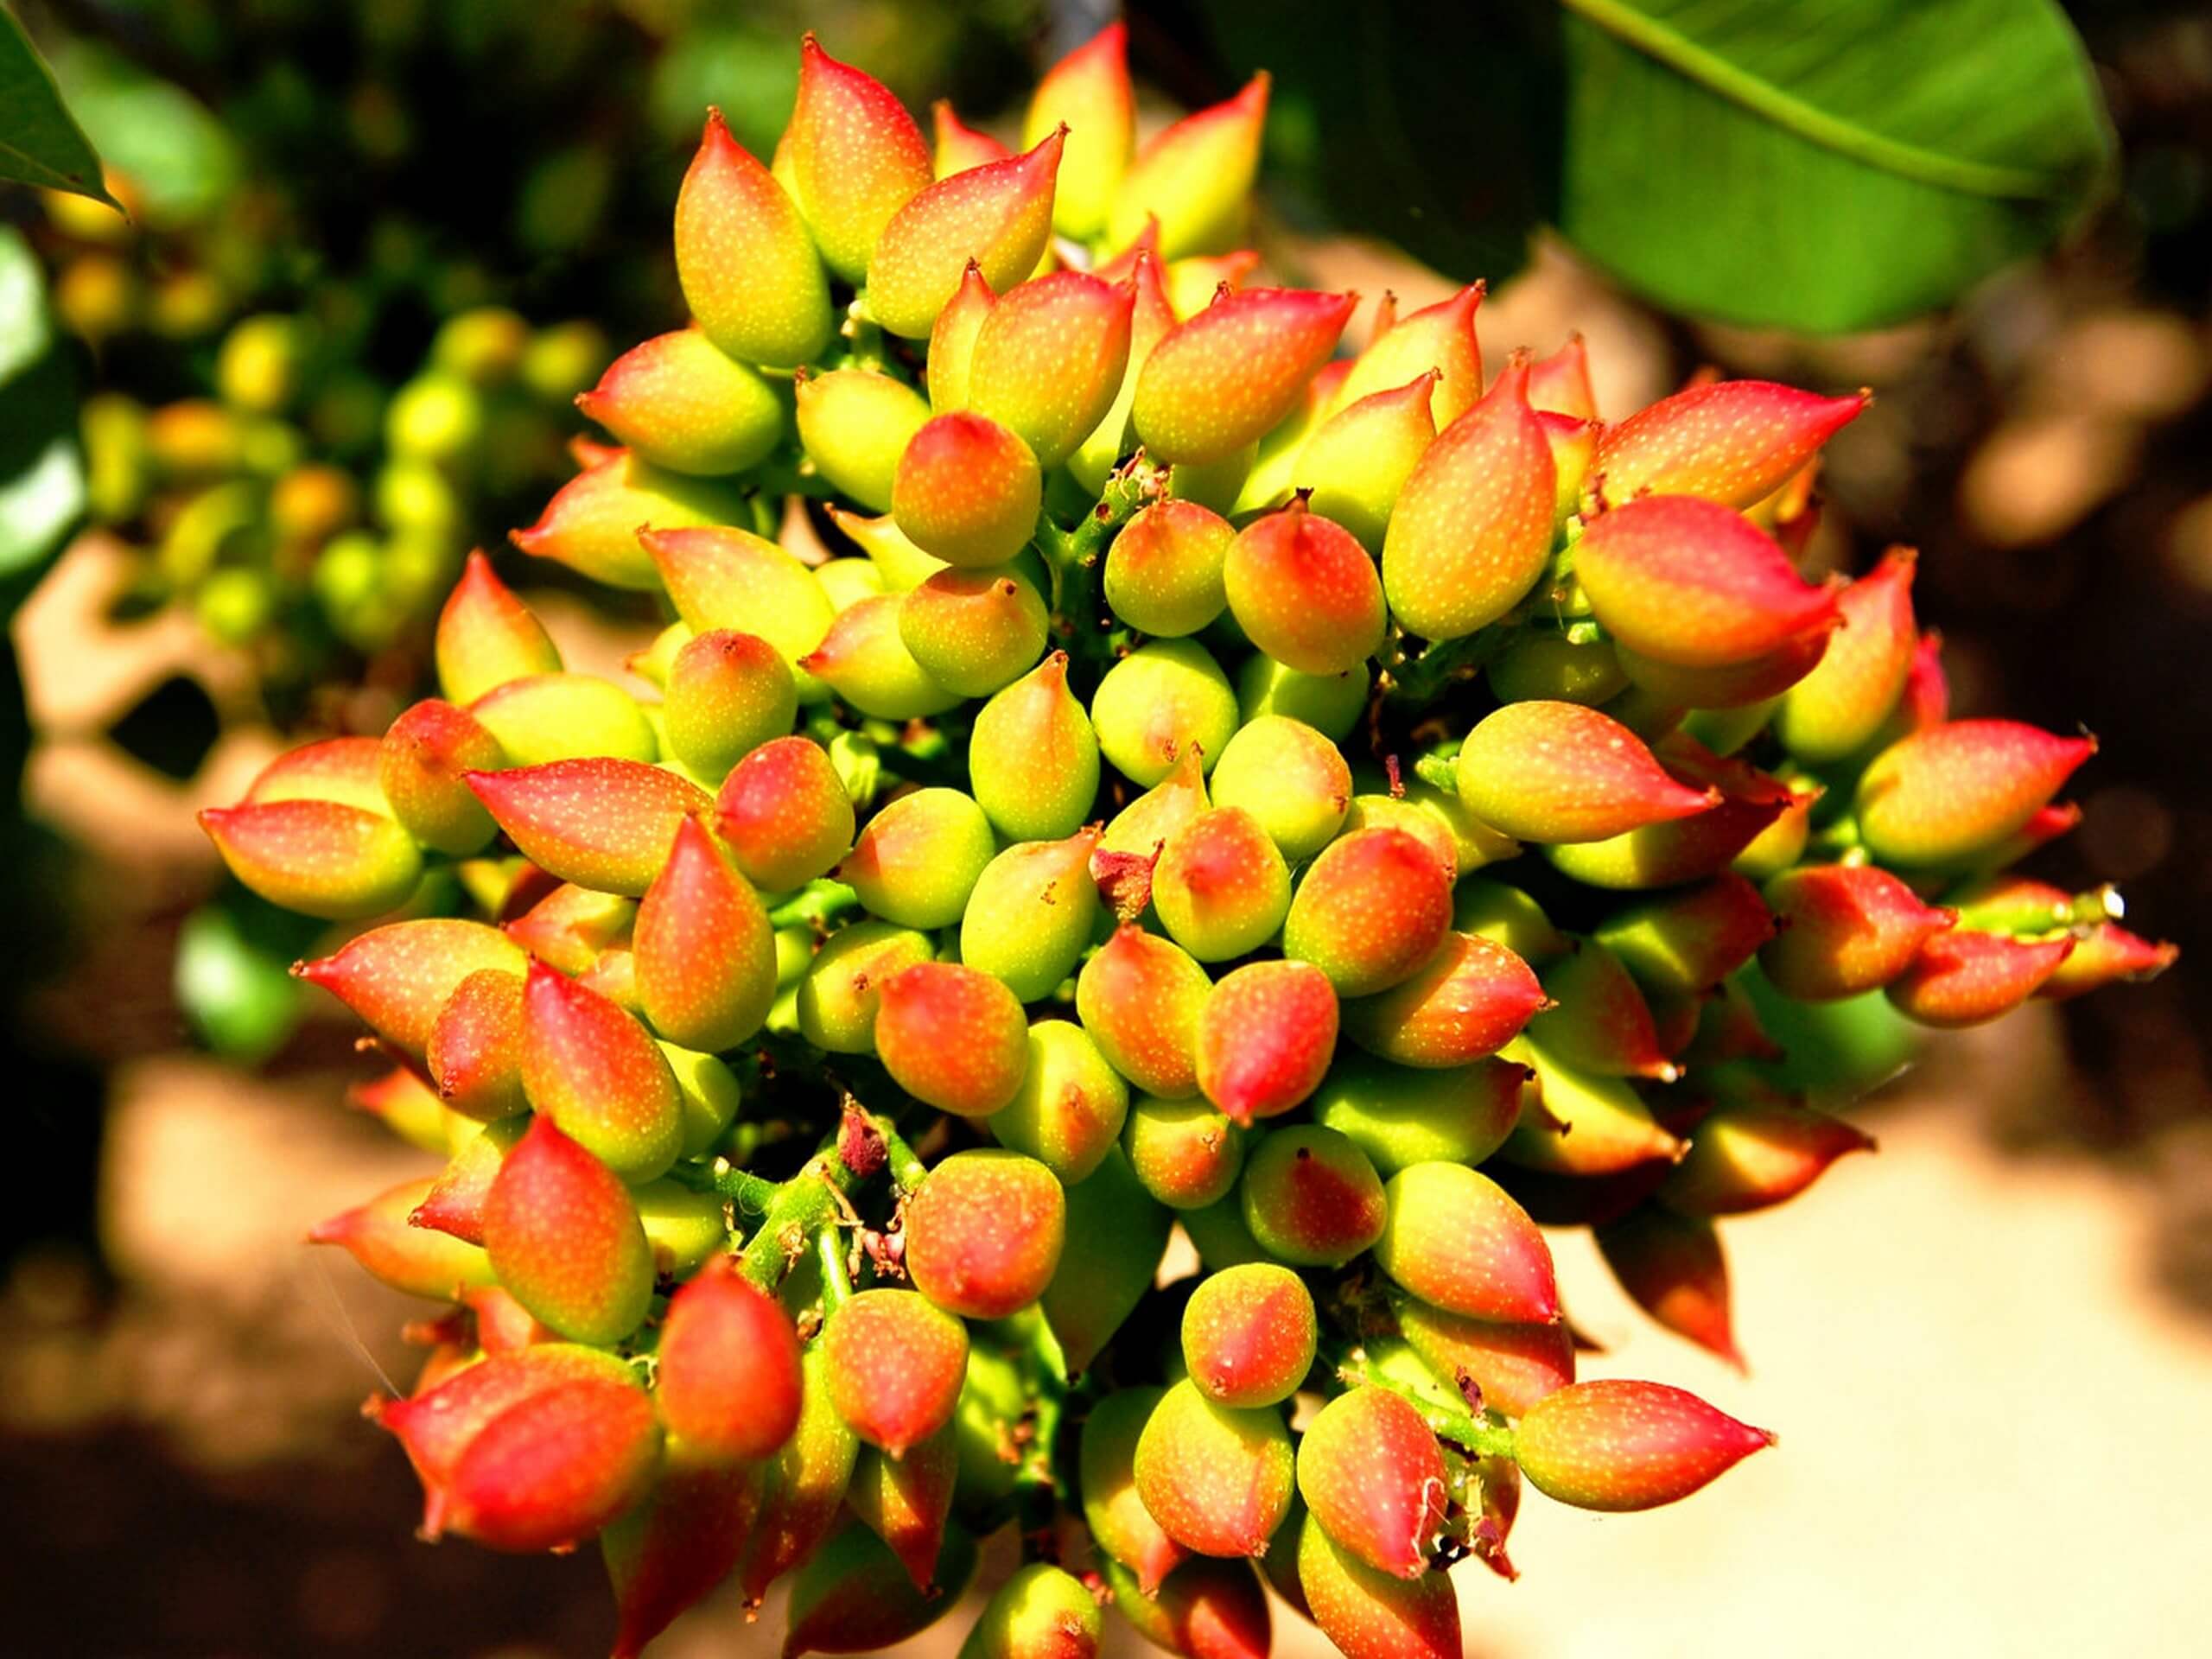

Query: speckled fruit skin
[1206,715,1352,863]
[866,132,1061,340]
[969,652,1103,842]
[1133,287,1355,467]
[795,919,936,1054]
[199,798,423,920]
[481,1114,656,1345]
[1223,499,1387,677]
[1759,862,1956,1001]
[1123,1095,1245,1211]
[1078,926,1213,1100]
[1091,639,1241,789]
[1296,1386,1447,1579]
[379,698,506,854]
[1381,358,1554,643]
[439,1377,664,1553]
[1589,378,1866,509]
[1082,1385,1191,1594]
[1457,701,1719,847]
[1106,498,1233,637]
[714,734,855,892]
[1180,1263,1317,1408]
[1774,546,1918,763]
[653,1256,804,1461]
[1341,930,1546,1069]
[468,759,712,897]
[847,1423,960,1591]
[874,962,1032,1116]
[1374,1160,1558,1324]
[1885,927,2075,1027]
[838,785,996,930]
[1573,494,1839,670]
[1854,720,2095,868]
[1295,1510,1461,1659]
[966,270,1135,468]
[1282,829,1453,997]
[898,563,1050,696]
[1238,1125,1386,1268]
[293,918,525,1061]
[891,410,1045,568]
[308,1177,497,1300]
[436,550,563,706]
[519,960,683,1182]
[1658,1097,1875,1217]
[991,1019,1129,1184]
[1133,1377,1296,1558]
[428,969,528,1122]
[822,1289,970,1459]
[960,1560,1103,1659]
[1153,807,1291,963]
[672,110,830,368]
[1513,1379,1774,1511]
[633,814,776,1052]
[959,830,1103,1003]
[1310,1052,1526,1175]
[194,21,2180,1647]
[661,628,797,779]
[1195,961,1338,1128]
[1392,1298,1575,1418]
[904,1149,1067,1318]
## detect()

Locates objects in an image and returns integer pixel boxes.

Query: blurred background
[2,1,2209,1654]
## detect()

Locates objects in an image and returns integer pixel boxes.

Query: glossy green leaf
[0,10,118,207]
[1555,0,2114,331]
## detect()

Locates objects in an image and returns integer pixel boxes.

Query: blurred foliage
[0,226,84,581]
[1162,0,2113,331]
[172,885,319,1063]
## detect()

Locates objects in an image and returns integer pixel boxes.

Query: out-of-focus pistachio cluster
[55,187,607,660]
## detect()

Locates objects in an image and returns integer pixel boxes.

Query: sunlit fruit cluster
[200,26,2175,1659]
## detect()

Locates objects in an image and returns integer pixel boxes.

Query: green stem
[736,1155,848,1292]
[768,880,861,932]
[1412,750,1459,794]
[1035,461,1160,677]
[816,1224,855,1310]
[664,1159,783,1216]
[1335,1351,1517,1460]
[1013,1385,1065,1563]
[1382,626,1510,706]
[872,1117,930,1194]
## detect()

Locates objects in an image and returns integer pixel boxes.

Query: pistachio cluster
[205,27,2171,1659]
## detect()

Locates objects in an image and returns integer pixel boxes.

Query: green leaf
[1555,0,2115,331]
[0,8,118,208]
